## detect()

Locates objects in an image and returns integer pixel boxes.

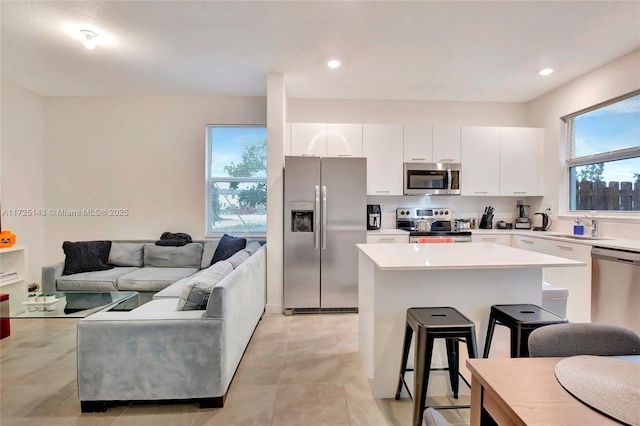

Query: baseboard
[265,303,282,314]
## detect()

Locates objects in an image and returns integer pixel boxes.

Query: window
[565,91,640,212]
[206,125,267,235]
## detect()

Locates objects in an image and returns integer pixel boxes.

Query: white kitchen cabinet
[544,240,592,323]
[432,126,461,163]
[499,127,539,196]
[461,126,500,196]
[290,123,326,157]
[366,234,409,244]
[511,235,592,323]
[472,234,511,246]
[511,235,547,253]
[326,124,363,157]
[363,124,404,195]
[403,125,433,163]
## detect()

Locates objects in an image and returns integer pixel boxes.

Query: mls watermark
[1,208,130,217]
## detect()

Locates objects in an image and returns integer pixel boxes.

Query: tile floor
[0,313,470,425]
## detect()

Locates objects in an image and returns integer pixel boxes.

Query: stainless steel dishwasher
[591,246,640,334]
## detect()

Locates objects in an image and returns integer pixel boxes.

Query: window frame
[205,124,267,237]
[562,90,640,216]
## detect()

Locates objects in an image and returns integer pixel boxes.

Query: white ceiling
[2,1,639,102]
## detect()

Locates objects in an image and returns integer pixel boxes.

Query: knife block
[479,214,493,229]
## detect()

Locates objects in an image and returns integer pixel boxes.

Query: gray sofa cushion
[144,243,203,268]
[243,241,262,255]
[57,267,139,292]
[177,261,234,311]
[201,241,219,269]
[153,275,194,299]
[117,267,199,292]
[225,250,250,269]
[108,242,144,267]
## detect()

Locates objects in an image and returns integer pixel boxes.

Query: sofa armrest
[41,262,65,293]
[77,312,224,402]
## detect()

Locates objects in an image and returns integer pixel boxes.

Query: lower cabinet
[544,241,592,323]
[471,235,511,246]
[366,234,409,244]
[511,235,592,323]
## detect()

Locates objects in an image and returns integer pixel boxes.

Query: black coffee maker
[367,205,381,230]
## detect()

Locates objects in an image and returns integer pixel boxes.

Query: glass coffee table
[2,291,139,318]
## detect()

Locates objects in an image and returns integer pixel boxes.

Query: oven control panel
[396,208,451,220]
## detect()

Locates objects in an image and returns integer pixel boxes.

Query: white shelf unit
[0,245,27,290]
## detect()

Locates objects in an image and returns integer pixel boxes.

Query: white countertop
[370,228,640,252]
[357,242,585,271]
[470,229,640,252]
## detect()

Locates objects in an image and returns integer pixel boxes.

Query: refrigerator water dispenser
[291,202,314,232]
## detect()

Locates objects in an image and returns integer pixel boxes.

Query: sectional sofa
[76,241,267,411]
[41,239,260,305]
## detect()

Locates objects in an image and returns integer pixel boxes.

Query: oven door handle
[446,168,452,194]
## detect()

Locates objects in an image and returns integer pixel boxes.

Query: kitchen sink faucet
[576,216,598,237]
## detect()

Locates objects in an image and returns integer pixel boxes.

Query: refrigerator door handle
[315,185,320,249]
[322,185,327,250]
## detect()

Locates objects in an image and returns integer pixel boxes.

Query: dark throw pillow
[210,234,247,265]
[62,241,115,275]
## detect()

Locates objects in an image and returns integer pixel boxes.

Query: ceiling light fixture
[80,30,98,50]
[327,59,341,69]
[538,68,554,76]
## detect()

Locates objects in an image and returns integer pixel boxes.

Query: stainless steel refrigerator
[284,156,367,314]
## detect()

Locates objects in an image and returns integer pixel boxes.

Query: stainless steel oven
[403,162,461,195]
[396,207,471,243]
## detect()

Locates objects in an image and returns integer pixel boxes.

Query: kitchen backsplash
[367,195,543,229]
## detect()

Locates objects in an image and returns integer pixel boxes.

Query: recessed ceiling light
[327,59,341,69]
[80,29,98,50]
[538,68,554,76]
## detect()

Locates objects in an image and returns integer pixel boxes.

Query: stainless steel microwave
[403,162,461,195]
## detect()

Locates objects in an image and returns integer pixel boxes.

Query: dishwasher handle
[591,247,640,265]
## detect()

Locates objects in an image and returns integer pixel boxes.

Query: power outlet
[545,202,554,214]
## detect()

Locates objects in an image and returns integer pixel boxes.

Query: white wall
[1,80,45,285]
[43,95,266,263]
[266,74,287,314]
[527,48,640,239]
[288,99,527,126]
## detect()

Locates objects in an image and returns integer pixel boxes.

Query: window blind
[565,90,640,165]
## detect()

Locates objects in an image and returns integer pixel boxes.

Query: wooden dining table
[466,356,640,426]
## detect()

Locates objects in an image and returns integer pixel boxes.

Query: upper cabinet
[403,125,433,162]
[326,124,363,157]
[290,123,326,157]
[432,126,461,163]
[363,124,404,195]
[499,127,539,196]
[290,123,362,157]
[461,126,500,196]
[462,126,543,196]
[403,125,461,163]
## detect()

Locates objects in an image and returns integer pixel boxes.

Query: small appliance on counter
[533,211,552,231]
[514,200,531,230]
[367,204,381,230]
[496,221,513,230]
[479,206,494,229]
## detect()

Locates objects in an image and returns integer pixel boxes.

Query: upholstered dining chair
[423,408,450,426]
[528,323,640,357]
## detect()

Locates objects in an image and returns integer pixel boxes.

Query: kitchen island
[357,242,584,398]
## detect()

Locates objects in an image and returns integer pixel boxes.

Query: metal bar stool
[395,307,478,426]
[482,303,568,358]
